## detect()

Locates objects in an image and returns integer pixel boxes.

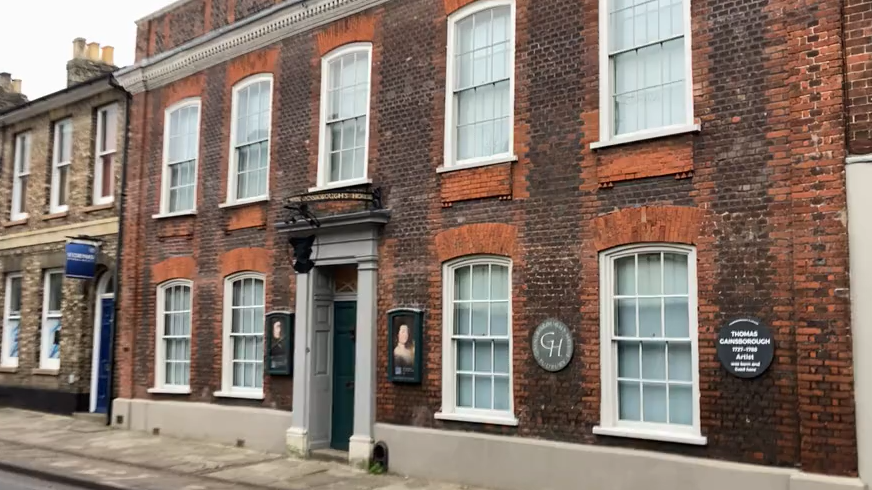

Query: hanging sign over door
[65,240,99,279]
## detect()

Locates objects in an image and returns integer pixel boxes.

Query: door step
[310,448,349,464]
[71,412,106,424]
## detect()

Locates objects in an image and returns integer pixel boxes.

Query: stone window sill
[308,177,373,193]
[434,411,519,426]
[32,368,60,376]
[591,123,700,150]
[41,212,69,221]
[84,203,116,213]
[593,425,707,446]
[213,390,264,400]
[437,154,518,174]
[3,218,28,228]
[153,210,197,219]
[0,366,18,373]
[219,197,269,209]
[148,387,191,395]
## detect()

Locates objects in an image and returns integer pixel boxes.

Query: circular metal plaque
[717,318,775,379]
[531,319,574,372]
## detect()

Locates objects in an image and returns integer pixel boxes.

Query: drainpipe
[105,78,131,425]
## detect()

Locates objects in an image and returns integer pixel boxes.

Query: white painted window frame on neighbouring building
[93,104,118,206]
[50,119,73,214]
[223,74,273,207]
[315,43,373,190]
[40,269,64,371]
[158,99,201,216]
[593,0,698,149]
[1,273,22,368]
[150,280,193,394]
[216,272,265,399]
[11,132,31,221]
[436,255,517,426]
[594,244,706,445]
[442,0,517,171]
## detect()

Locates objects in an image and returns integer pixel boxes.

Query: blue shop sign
[65,241,99,279]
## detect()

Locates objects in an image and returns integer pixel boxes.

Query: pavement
[0,408,483,490]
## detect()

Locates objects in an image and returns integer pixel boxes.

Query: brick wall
[119,0,855,476]
[0,87,126,409]
[846,0,872,154]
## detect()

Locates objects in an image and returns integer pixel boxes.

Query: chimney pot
[11,79,21,94]
[86,42,100,61]
[72,38,87,59]
[0,73,11,92]
[101,46,115,65]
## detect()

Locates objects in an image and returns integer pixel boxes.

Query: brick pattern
[596,136,694,185]
[151,257,197,284]
[592,206,705,251]
[439,163,513,205]
[0,87,126,405]
[846,0,872,154]
[118,0,857,476]
[434,223,517,262]
[316,14,377,56]
[225,204,267,231]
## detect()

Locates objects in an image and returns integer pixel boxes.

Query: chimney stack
[0,72,28,111]
[66,37,117,87]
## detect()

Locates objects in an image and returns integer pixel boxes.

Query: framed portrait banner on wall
[265,311,294,376]
[387,308,423,383]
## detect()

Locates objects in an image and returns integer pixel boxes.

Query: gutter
[0,74,115,124]
[105,77,131,425]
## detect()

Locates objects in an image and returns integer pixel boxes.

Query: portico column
[848,154,872,486]
[349,257,377,465]
[286,271,312,457]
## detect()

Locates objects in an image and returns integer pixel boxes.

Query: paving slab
[0,409,487,490]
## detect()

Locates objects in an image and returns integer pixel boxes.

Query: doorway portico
[280,210,389,465]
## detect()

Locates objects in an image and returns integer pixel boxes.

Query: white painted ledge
[147,387,191,395]
[219,197,270,209]
[213,390,265,400]
[593,425,707,445]
[847,154,872,165]
[152,210,197,219]
[308,177,373,193]
[437,154,518,174]
[591,123,701,150]
[435,411,519,426]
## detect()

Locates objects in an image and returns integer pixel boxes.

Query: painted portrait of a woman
[393,323,415,370]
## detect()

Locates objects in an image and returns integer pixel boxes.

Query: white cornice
[847,154,872,165]
[116,0,388,94]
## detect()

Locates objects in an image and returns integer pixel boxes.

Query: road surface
[0,470,87,490]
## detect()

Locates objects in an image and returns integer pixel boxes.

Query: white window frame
[594,243,706,445]
[93,104,118,206]
[40,269,64,371]
[441,0,517,171]
[593,0,698,149]
[216,272,266,399]
[436,255,518,426]
[1,273,22,368]
[157,99,201,217]
[50,119,73,214]
[223,74,273,207]
[11,132,31,221]
[314,43,374,191]
[150,280,193,394]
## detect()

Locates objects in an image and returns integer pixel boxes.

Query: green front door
[331,301,356,451]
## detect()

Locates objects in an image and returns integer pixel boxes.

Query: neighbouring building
[113,1,863,489]
[0,39,127,415]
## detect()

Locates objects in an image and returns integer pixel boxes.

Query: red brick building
[113,0,865,489]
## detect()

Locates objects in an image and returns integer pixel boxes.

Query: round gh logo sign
[531,319,574,372]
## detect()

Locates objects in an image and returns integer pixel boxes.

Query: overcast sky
[0,0,177,99]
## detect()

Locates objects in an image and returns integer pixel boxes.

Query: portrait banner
[387,309,424,383]
[265,311,294,376]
